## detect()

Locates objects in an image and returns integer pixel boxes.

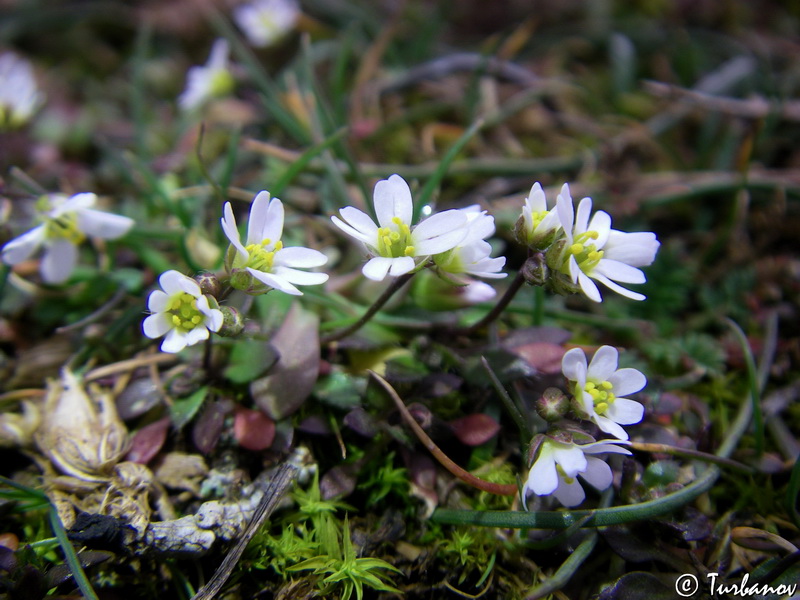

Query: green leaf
[169,386,208,429]
[224,339,279,384]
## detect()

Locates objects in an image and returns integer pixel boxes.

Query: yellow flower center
[583,380,616,415]
[556,464,576,484]
[167,293,205,332]
[43,212,86,245]
[244,239,283,272]
[376,217,415,258]
[565,230,603,274]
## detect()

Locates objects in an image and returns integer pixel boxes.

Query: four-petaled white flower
[523,438,631,508]
[331,174,469,282]
[1,193,134,284]
[233,0,300,48]
[562,345,646,441]
[433,206,506,283]
[516,182,564,250]
[222,191,329,295]
[554,184,659,302]
[143,270,224,353]
[0,52,44,129]
[179,39,234,112]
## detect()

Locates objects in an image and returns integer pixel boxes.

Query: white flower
[554,184,659,302]
[515,182,563,250]
[1,193,134,284]
[0,52,44,129]
[142,271,224,353]
[562,345,646,441]
[221,191,329,295]
[233,0,300,48]
[178,39,234,111]
[331,174,469,282]
[433,206,506,282]
[523,438,631,508]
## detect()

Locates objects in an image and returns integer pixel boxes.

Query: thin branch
[370,371,517,496]
[321,273,413,344]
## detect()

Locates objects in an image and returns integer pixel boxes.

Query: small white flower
[433,206,506,282]
[143,271,224,353]
[233,0,300,48]
[554,184,659,302]
[331,174,469,282]
[515,182,563,250]
[562,345,646,441]
[222,191,329,295]
[523,438,631,508]
[1,193,134,284]
[179,39,234,111]
[0,52,44,129]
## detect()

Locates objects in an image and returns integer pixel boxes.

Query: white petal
[604,231,660,267]
[607,368,646,396]
[577,270,603,302]
[556,194,575,244]
[161,329,189,353]
[593,415,630,440]
[582,441,632,456]
[247,267,302,295]
[553,477,585,507]
[147,290,170,312]
[574,197,592,234]
[463,210,495,243]
[206,309,224,332]
[183,325,210,347]
[54,193,96,216]
[362,256,394,281]
[77,209,134,239]
[594,259,646,284]
[587,345,618,382]
[553,444,587,478]
[606,398,644,426]
[561,348,588,382]
[373,174,413,228]
[41,240,77,284]
[591,272,645,301]
[207,38,229,70]
[272,266,329,286]
[2,226,45,265]
[159,270,189,295]
[526,182,546,212]
[221,203,248,261]
[527,451,558,495]
[177,274,202,296]
[388,255,415,276]
[580,457,613,491]
[588,210,611,247]
[143,313,172,339]
[274,246,328,268]
[412,210,468,254]
[331,214,378,247]
[247,193,283,246]
[337,207,378,238]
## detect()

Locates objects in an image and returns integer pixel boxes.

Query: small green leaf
[169,386,208,429]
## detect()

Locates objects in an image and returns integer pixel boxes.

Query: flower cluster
[516,182,660,302]
[1,193,134,284]
[0,51,44,129]
[332,174,506,288]
[522,345,647,507]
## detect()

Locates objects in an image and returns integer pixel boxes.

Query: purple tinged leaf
[343,407,379,438]
[512,342,567,374]
[297,414,331,435]
[192,399,234,455]
[251,303,320,420]
[233,406,276,451]
[448,413,501,446]
[126,417,171,464]
[115,378,161,421]
[321,464,358,500]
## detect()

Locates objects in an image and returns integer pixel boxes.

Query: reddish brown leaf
[126,417,171,464]
[448,413,501,446]
[233,406,276,451]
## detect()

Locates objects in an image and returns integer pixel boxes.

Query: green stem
[49,507,99,600]
[444,269,527,335]
[321,273,414,344]
[480,357,530,440]
[525,531,598,600]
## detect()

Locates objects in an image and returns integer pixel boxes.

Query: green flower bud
[194,272,222,298]
[520,253,548,286]
[536,387,570,422]
[218,306,245,337]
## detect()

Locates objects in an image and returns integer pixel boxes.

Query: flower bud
[229,269,253,292]
[546,270,582,297]
[536,387,570,422]
[194,272,222,298]
[520,253,548,286]
[218,306,244,337]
